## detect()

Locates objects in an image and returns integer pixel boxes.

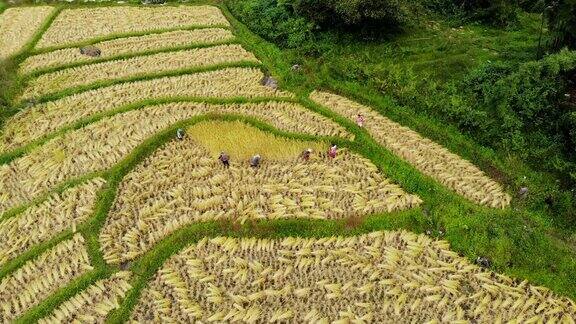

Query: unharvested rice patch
[20,45,259,100]
[100,125,420,263]
[0,178,105,267]
[0,101,348,214]
[185,120,327,160]
[311,91,511,208]
[37,6,229,49]
[131,231,576,323]
[21,28,235,74]
[38,271,132,324]
[0,234,92,322]
[0,6,54,59]
[3,68,292,153]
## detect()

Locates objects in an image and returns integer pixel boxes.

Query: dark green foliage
[458,0,518,26]
[228,0,522,52]
[518,0,545,12]
[546,0,576,50]
[292,0,416,30]
[226,0,314,48]
[463,50,576,226]
[465,50,576,168]
[419,0,519,26]
[227,0,421,48]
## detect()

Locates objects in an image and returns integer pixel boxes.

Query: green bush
[228,0,422,48]
[292,0,416,30]
[464,49,576,183]
[546,0,576,50]
[419,0,518,26]
[226,0,314,48]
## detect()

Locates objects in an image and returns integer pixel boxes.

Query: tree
[547,0,576,50]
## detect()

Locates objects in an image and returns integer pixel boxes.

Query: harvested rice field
[36,6,230,49]
[0,3,573,323]
[132,232,576,323]
[21,28,235,74]
[0,6,54,59]
[20,44,260,100]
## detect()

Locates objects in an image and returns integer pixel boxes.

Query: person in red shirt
[356,113,365,128]
[328,144,337,159]
[301,148,313,161]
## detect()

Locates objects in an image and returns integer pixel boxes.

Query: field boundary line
[15,268,112,324]
[9,6,61,62]
[0,171,105,222]
[31,24,231,54]
[15,61,264,105]
[23,39,241,78]
[0,230,73,281]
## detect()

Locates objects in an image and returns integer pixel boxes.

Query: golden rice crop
[0,178,105,267]
[0,6,54,59]
[185,120,328,160]
[310,91,511,208]
[0,234,93,322]
[2,67,292,152]
[20,45,259,100]
[100,124,420,263]
[38,271,132,324]
[131,231,576,323]
[36,6,230,49]
[21,28,235,74]
[0,101,348,213]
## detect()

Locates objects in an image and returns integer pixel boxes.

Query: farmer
[218,151,230,168]
[356,113,365,128]
[250,154,261,168]
[301,148,313,161]
[176,128,185,140]
[328,144,337,159]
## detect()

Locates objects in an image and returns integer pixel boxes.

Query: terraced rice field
[100,121,421,263]
[20,44,260,100]
[132,232,576,322]
[310,91,511,208]
[21,28,235,74]
[0,6,54,59]
[0,3,573,323]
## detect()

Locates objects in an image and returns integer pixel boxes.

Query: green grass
[0,2,574,323]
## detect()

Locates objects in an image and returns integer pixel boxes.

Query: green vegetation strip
[15,269,111,323]
[31,24,231,55]
[15,60,264,105]
[0,6,62,108]
[0,230,73,281]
